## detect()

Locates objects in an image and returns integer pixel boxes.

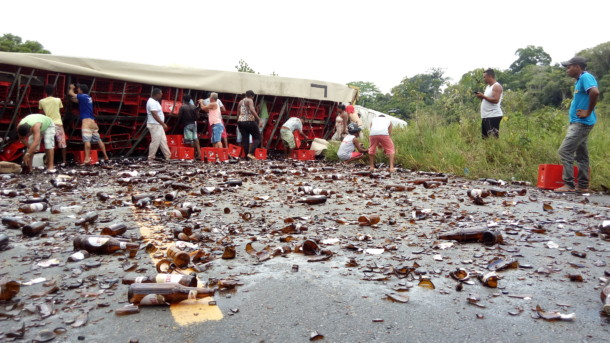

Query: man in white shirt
[475,68,503,138]
[280,117,306,158]
[146,88,171,161]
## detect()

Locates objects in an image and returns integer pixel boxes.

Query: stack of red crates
[167,134,194,160]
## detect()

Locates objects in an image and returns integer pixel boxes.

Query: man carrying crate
[280,117,306,159]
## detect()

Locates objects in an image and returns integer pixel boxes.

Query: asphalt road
[0,159,609,343]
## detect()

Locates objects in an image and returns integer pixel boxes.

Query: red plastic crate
[228,144,243,158]
[254,148,267,160]
[537,164,578,190]
[217,148,229,161]
[166,135,184,147]
[170,146,194,160]
[293,131,302,149]
[297,150,315,161]
[73,150,99,164]
[202,147,218,162]
[290,150,299,159]
[161,100,182,114]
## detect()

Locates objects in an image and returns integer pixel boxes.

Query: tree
[235,59,255,73]
[347,81,382,107]
[0,33,50,54]
[509,45,551,73]
[391,68,448,116]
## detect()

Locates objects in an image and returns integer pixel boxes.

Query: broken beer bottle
[22,222,48,237]
[19,203,48,213]
[438,228,503,246]
[73,236,139,254]
[297,195,327,205]
[167,246,191,268]
[127,283,214,305]
[601,284,610,315]
[122,274,197,287]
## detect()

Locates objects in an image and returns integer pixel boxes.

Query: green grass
[326,109,609,190]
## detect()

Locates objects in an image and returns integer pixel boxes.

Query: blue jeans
[558,123,593,188]
[211,123,224,144]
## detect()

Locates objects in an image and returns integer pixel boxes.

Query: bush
[326,108,609,190]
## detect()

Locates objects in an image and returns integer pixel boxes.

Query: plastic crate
[254,148,267,160]
[217,148,229,161]
[166,135,184,147]
[170,146,194,160]
[297,150,315,161]
[290,150,299,159]
[161,100,182,114]
[228,144,243,158]
[202,147,218,162]
[537,164,578,190]
[73,150,99,164]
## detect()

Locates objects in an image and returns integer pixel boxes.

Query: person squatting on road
[279,117,306,158]
[554,56,599,194]
[475,68,503,138]
[17,114,56,173]
[368,114,396,173]
[337,123,367,162]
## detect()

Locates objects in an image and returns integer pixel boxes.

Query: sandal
[554,185,575,193]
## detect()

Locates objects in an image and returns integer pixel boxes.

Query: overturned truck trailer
[0,52,357,161]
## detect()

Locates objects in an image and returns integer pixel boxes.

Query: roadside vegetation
[337,42,610,190]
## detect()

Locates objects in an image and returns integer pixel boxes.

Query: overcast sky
[2,0,608,93]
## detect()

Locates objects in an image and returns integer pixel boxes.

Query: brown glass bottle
[131,193,155,203]
[467,189,490,198]
[97,192,110,201]
[100,223,128,236]
[122,274,197,287]
[167,246,191,268]
[2,216,28,229]
[73,235,139,254]
[489,188,508,197]
[19,203,48,213]
[297,195,327,205]
[423,181,442,189]
[22,222,48,237]
[75,212,99,226]
[412,177,448,185]
[127,283,214,305]
[0,234,9,249]
[601,284,610,315]
[438,228,503,246]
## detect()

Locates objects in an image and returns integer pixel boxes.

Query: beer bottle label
[139,294,165,305]
[33,203,44,211]
[134,277,146,283]
[87,237,110,247]
[155,274,182,284]
[119,242,127,249]
[188,290,197,300]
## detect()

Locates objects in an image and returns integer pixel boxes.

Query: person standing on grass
[145,88,171,161]
[17,114,56,173]
[554,56,599,194]
[337,123,367,162]
[475,68,503,138]
[68,84,110,164]
[279,117,306,158]
[236,90,262,160]
[175,94,202,161]
[39,84,67,167]
[368,114,395,173]
[198,93,224,149]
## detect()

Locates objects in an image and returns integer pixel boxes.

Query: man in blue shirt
[68,83,110,164]
[555,56,599,193]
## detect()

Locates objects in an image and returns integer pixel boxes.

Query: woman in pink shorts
[368,114,395,172]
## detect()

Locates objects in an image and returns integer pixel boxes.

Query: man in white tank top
[475,68,503,138]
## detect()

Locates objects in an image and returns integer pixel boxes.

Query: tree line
[349,42,610,121]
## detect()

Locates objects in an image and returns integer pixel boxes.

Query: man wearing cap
[555,56,599,193]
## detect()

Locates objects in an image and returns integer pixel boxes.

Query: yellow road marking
[134,210,223,325]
